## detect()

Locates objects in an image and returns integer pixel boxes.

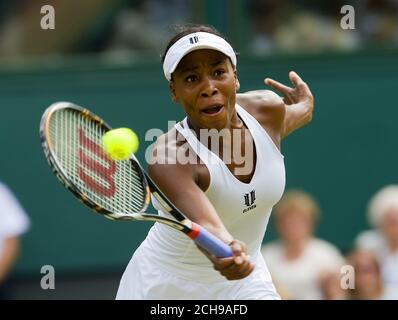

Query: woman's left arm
[265,71,314,139]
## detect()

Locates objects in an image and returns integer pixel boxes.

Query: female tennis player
[116,25,314,299]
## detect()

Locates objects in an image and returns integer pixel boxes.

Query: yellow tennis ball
[102,128,139,160]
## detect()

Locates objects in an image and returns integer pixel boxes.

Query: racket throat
[186,221,200,240]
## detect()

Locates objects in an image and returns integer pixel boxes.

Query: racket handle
[189,223,233,257]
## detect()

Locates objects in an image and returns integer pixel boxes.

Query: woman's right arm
[147,135,254,280]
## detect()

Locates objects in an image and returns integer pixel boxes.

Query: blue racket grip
[189,223,233,257]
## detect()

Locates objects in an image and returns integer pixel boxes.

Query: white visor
[163,32,237,81]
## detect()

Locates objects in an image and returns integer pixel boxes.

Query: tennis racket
[40,102,232,258]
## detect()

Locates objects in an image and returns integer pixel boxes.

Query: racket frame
[40,102,190,232]
[40,102,232,257]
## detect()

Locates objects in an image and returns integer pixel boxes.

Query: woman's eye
[185,75,197,83]
[214,69,225,76]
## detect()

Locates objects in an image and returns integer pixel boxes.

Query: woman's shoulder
[237,90,285,117]
[237,90,285,143]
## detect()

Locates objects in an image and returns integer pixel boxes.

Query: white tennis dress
[116,104,285,299]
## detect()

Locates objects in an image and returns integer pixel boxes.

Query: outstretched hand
[265,71,314,138]
[265,71,313,106]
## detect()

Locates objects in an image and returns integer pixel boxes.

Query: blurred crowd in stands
[0,0,397,61]
[261,186,398,300]
[248,0,398,55]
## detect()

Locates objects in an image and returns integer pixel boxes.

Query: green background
[1,48,397,276]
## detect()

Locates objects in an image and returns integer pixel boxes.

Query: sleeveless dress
[116,104,285,299]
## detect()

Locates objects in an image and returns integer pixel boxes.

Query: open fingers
[264,78,292,96]
[289,71,312,97]
[264,77,295,104]
[266,71,309,92]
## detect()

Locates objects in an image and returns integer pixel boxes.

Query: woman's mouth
[201,105,224,116]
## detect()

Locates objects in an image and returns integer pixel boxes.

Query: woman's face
[170,49,239,130]
[275,206,314,243]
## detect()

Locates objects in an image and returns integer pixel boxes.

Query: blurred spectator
[273,9,360,53]
[248,0,398,55]
[0,0,126,58]
[104,0,163,58]
[248,0,360,55]
[104,0,193,59]
[248,0,288,55]
[261,190,344,300]
[346,248,398,299]
[0,181,30,299]
[1,0,398,60]
[358,0,398,44]
[354,185,398,297]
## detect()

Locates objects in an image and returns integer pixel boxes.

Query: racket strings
[49,109,146,214]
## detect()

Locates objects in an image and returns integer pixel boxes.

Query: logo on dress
[189,36,199,44]
[243,190,256,213]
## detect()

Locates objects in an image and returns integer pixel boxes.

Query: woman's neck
[186,110,244,151]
